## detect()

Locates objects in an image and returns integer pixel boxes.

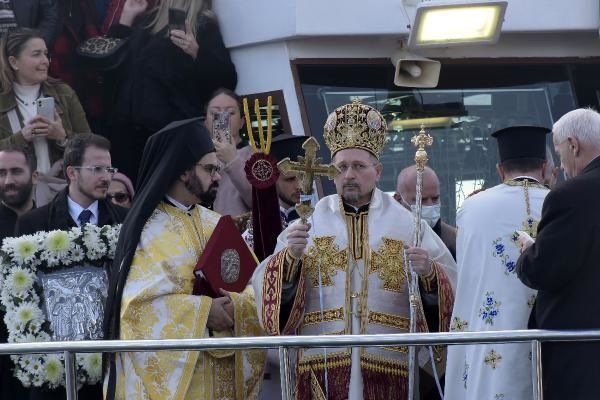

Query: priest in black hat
[445,126,551,400]
[103,118,265,400]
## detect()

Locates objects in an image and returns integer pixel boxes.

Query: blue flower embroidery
[494,243,505,254]
[492,237,517,275]
[479,291,501,325]
[505,260,516,273]
[511,231,520,242]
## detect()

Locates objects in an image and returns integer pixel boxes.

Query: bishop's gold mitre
[323,99,387,159]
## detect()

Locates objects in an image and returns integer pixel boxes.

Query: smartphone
[36,97,55,121]
[168,8,187,34]
[212,111,231,142]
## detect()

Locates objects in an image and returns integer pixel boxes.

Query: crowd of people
[0,2,600,400]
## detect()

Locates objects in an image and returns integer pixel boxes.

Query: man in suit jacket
[517,108,600,400]
[17,133,127,234]
[15,133,126,400]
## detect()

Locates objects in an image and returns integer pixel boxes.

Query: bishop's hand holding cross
[278,137,338,281]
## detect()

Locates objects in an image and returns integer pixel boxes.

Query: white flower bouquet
[0,224,121,389]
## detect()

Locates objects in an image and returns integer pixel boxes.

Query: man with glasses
[13,133,126,400]
[16,133,127,235]
[252,100,457,400]
[103,118,265,400]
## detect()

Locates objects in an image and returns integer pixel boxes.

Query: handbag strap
[7,108,22,134]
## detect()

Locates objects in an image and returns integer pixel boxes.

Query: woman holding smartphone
[0,28,90,175]
[103,0,237,184]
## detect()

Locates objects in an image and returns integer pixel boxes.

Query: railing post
[64,350,78,400]
[531,340,543,400]
[279,346,291,400]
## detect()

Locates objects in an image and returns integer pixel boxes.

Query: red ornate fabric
[261,250,307,335]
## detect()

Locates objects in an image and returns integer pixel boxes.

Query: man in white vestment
[444,126,551,400]
[252,100,457,400]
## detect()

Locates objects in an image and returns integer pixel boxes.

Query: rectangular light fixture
[408,1,508,48]
[390,116,455,131]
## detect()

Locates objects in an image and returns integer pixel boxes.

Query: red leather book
[193,215,258,297]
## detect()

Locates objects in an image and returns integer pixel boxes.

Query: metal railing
[2,329,600,400]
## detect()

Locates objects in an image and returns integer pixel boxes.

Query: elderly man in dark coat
[517,108,600,400]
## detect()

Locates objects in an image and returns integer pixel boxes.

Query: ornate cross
[484,349,503,369]
[278,137,338,195]
[277,137,338,222]
[411,124,434,173]
[371,238,406,292]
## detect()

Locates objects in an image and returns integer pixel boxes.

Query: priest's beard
[0,178,33,208]
[186,171,219,205]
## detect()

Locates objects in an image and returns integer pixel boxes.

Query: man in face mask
[395,165,457,259]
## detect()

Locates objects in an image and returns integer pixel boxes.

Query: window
[295,60,590,224]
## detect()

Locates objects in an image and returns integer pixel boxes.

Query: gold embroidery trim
[283,270,307,334]
[368,310,410,330]
[302,236,348,287]
[360,353,408,377]
[370,237,406,292]
[261,250,286,335]
[310,368,327,400]
[504,179,548,191]
[298,354,352,374]
[303,307,344,326]
[420,261,438,293]
[383,345,409,353]
[343,210,368,260]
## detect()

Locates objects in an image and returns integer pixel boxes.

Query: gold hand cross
[277,137,338,222]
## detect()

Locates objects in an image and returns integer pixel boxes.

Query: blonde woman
[0,28,90,175]
[103,0,237,184]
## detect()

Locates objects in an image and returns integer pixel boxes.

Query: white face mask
[410,203,441,228]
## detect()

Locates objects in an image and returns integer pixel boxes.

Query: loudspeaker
[391,49,441,88]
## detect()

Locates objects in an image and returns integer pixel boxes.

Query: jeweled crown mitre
[323,99,387,159]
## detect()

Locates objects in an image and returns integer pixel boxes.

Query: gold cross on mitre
[278,137,338,222]
[411,124,433,172]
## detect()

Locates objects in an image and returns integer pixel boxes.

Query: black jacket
[517,156,600,400]
[0,202,30,400]
[0,202,20,241]
[12,0,61,46]
[102,14,237,182]
[16,188,127,234]
[14,189,125,400]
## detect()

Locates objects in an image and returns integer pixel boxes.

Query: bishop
[252,100,457,400]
